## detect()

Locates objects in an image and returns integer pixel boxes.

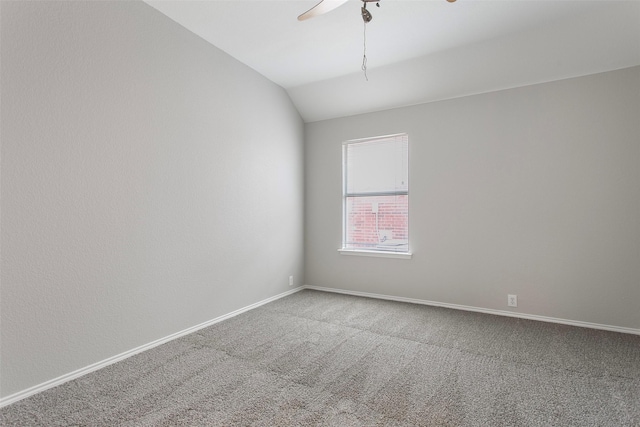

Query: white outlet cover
[508,294,518,307]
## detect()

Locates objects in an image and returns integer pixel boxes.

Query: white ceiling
[145,0,640,122]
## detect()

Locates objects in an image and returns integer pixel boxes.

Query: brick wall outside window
[346,195,408,249]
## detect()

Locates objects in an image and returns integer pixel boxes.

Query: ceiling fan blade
[298,0,350,21]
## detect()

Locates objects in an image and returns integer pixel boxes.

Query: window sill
[338,249,413,259]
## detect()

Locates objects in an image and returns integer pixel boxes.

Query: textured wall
[305,67,640,330]
[1,1,304,398]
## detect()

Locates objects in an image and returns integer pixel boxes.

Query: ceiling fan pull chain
[362,21,368,81]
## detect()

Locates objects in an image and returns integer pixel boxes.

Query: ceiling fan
[298,0,457,80]
[298,0,456,22]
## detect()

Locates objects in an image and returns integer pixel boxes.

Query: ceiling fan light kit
[298,0,455,22]
[298,0,457,79]
[361,4,372,24]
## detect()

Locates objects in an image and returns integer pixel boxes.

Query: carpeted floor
[1,289,639,426]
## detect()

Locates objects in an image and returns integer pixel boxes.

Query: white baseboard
[0,286,304,409]
[303,285,640,336]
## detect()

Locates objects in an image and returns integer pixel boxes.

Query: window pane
[345,195,408,252]
[346,136,408,194]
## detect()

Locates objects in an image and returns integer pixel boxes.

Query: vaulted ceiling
[145,1,640,122]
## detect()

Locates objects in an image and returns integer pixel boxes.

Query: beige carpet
[1,289,639,426]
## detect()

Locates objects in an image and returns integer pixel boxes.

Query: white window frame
[339,133,412,259]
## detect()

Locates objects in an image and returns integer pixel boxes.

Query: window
[341,133,410,257]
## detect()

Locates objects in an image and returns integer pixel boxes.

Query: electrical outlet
[508,294,518,307]
[289,276,294,287]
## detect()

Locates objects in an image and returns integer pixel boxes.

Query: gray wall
[1,1,304,398]
[305,67,640,330]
